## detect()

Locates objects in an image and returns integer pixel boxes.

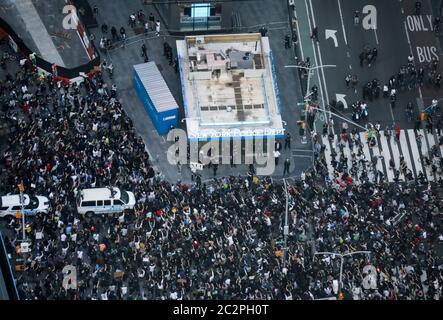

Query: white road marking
[418,129,434,181]
[322,137,334,177]
[388,103,395,122]
[323,129,438,183]
[292,5,305,61]
[308,0,331,117]
[407,129,423,176]
[325,29,339,47]
[304,0,326,133]
[373,25,379,45]
[404,21,413,51]
[359,132,372,164]
[390,135,405,181]
[399,130,414,177]
[404,20,425,110]
[379,132,395,181]
[371,141,384,173]
[336,94,348,109]
[337,0,348,45]
[427,131,436,147]
[343,139,353,171]
[438,134,443,158]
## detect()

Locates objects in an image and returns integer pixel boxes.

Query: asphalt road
[294,0,443,133]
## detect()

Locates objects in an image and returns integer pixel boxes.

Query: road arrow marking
[336,93,348,109]
[325,29,338,47]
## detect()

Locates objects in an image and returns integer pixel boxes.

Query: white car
[0,194,50,217]
[76,187,136,216]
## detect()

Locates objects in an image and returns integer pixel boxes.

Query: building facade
[153,0,234,34]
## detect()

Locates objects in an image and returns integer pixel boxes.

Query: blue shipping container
[133,62,179,135]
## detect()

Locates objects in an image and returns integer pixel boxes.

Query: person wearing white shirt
[155,20,160,36]
[273,150,280,166]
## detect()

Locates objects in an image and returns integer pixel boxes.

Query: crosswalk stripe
[371,139,384,174]
[418,129,434,181]
[323,138,335,178]
[389,134,402,171]
[343,139,353,172]
[359,132,371,163]
[435,133,443,158]
[407,129,424,176]
[427,131,437,152]
[379,132,395,182]
[398,131,414,177]
[322,128,441,183]
[332,135,339,172]
[426,132,441,178]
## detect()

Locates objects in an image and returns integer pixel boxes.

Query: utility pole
[282,179,289,267]
[17,183,25,241]
[285,64,336,143]
[310,105,368,131]
[314,251,371,297]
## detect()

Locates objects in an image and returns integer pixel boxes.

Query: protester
[0,34,442,301]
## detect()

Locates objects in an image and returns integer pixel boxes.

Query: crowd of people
[0,40,443,301]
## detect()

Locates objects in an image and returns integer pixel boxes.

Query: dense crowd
[0,48,442,300]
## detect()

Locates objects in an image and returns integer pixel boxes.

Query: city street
[293,0,443,134]
[91,0,309,182]
[0,0,442,302]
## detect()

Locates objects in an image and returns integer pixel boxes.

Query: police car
[0,194,50,217]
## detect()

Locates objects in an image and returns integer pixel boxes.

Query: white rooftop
[133,62,179,113]
[176,33,284,140]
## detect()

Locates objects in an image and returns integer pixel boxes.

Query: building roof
[176,33,284,140]
[133,62,179,113]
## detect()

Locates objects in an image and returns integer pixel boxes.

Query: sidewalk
[13,0,65,66]
[0,0,91,68]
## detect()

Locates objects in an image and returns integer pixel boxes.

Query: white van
[0,194,50,217]
[76,187,136,216]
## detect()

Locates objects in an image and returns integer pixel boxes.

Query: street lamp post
[284,64,336,142]
[17,183,26,241]
[314,251,371,295]
[282,178,289,267]
[310,105,368,131]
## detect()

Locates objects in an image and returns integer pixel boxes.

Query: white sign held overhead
[190,162,204,171]
[20,242,31,253]
[336,94,348,109]
[325,29,339,47]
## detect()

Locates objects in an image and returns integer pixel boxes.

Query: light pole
[282,178,289,267]
[310,105,368,131]
[285,64,336,142]
[314,251,371,296]
[17,183,26,241]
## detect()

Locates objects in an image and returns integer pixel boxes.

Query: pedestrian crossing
[320,129,443,184]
